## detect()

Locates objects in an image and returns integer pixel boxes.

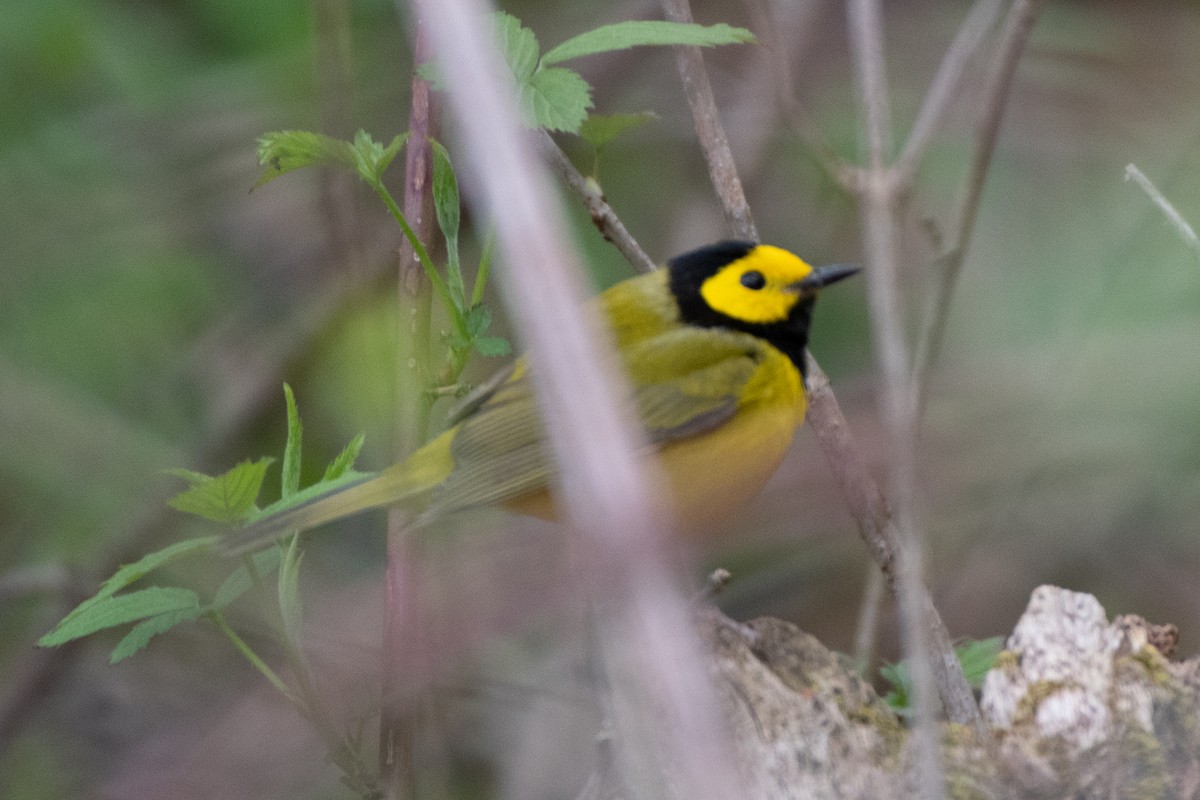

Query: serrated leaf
[579,111,658,152]
[211,548,281,610]
[110,607,207,663]
[493,12,540,81]
[255,131,357,188]
[473,336,512,357]
[350,130,407,182]
[168,458,274,524]
[522,67,592,133]
[464,305,492,337]
[282,384,302,499]
[541,21,756,66]
[39,587,200,647]
[322,433,366,481]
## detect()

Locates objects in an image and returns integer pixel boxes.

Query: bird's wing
[622,326,764,443]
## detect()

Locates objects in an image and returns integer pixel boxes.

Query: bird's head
[667,241,859,355]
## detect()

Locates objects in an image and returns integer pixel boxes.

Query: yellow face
[698,244,815,325]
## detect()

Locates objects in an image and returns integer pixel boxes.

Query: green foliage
[255,129,407,189]
[166,459,273,524]
[540,20,756,65]
[421,13,753,134]
[255,130,511,395]
[39,586,200,648]
[881,637,1003,716]
[40,386,367,670]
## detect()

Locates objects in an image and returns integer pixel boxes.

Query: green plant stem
[208,611,304,707]
[367,176,468,342]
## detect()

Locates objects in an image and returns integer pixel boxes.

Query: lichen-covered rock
[978,585,1199,798]
[697,608,907,799]
[693,586,1200,799]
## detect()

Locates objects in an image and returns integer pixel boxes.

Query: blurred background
[2,0,1199,797]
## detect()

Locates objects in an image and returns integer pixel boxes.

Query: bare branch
[659,0,758,240]
[416,2,743,799]
[848,1,950,795]
[911,0,1046,416]
[745,0,860,191]
[540,133,657,274]
[893,0,1006,184]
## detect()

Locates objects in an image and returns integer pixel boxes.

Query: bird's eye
[740,270,766,290]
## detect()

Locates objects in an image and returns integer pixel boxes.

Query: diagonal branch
[893,0,1006,185]
[659,0,758,240]
[911,0,1046,416]
[540,132,657,274]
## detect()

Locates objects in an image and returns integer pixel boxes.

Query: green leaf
[493,12,540,81]
[255,131,357,188]
[431,140,464,306]
[282,384,302,499]
[464,305,493,337]
[211,548,281,610]
[350,130,407,182]
[473,336,512,357]
[39,587,200,647]
[322,433,366,482]
[167,458,274,524]
[522,67,593,133]
[879,659,911,714]
[579,111,658,152]
[541,21,756,66]
[92,536,220,603]
[110,607,207,663]
[956,637,1004,689]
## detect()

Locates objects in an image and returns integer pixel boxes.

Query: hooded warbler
[221,241,857,555]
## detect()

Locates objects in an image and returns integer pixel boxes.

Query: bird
[221,240,857,556]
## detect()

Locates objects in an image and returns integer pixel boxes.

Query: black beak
[791,263,860,292]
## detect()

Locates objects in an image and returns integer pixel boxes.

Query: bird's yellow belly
[505,401,802,535]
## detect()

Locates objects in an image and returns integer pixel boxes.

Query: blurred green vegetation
[2,0,1200,797]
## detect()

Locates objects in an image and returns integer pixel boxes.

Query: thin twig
[1126,163,1200,262]
[848,1,948,796]
[893,0,1006,185]
[746,0,859,191]
[911,0,1046,416]
[417,3,744,800]
[540,133,657,274]
[659,0,758,240]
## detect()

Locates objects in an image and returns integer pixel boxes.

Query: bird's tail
[218,466,429,557]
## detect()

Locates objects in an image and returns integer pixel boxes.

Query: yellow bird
[221,241,857,555]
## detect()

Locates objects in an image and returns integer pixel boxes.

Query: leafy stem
[208,610,304,707]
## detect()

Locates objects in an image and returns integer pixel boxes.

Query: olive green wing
[622,326,765,443]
